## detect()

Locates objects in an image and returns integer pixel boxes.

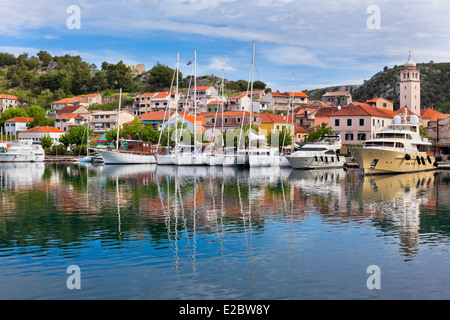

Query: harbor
[0,162,449,300]
[2,0,450,303]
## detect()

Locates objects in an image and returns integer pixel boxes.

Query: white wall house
[18,126,66,144]
[3,117,33,136]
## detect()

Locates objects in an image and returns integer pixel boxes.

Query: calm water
[0,162,449,300]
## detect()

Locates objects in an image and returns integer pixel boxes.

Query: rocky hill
[305,62,450,114]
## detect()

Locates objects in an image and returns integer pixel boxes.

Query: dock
[44,155,81,163]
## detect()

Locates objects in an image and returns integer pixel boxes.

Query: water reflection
[0,162,449,299]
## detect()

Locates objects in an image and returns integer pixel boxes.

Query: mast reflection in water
[0,163,449,300]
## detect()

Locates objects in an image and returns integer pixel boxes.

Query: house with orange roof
[3,117,33,136]
[56,104,89,116]
[51,97,89,113]
[137,111,175,130]
[55,113,89,132]
[329,102,394,145]
[322,91,352,106]
[0,94,20,114]
[295,126,309,145]
[82,93,102,106]
[164,113,205,134]
[424,114,450,152]
[264,91,309,113]
[18,126,66,143]
[201,111,261,133]
[420,108,450,127]
[190,86,218,99]
[133,92,181,115]
[314,106,341,127]
[366,97,394,111]
[227,94,252,112]
[259,112,294,142]
[89,110,135,134]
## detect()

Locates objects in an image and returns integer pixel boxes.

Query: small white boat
[248,147,281,167]
[156,153,176,165]
[94,140,158,165]
[95,148,156,165]
[0,140,45,162]
[287,135,345,169]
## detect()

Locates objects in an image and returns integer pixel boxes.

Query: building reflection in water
[0,162,446,265]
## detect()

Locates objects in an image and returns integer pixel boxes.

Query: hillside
[305,62,450,114]
[0,51,269,109]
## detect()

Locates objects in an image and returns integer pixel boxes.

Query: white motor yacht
[0,140,45,162]
[350,113,437,175]
[286,135,345,169]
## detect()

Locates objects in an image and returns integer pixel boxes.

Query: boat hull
[222,155,238,167]
[95,149,156,165]
[249,154,281,167]
[156,154,176,165]
[0,154,44,162]
[204,154,224,166]
[175,153,205,166]
[287,154,345,169]
[351,147,436,175]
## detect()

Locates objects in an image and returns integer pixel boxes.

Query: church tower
[400,52,421,114]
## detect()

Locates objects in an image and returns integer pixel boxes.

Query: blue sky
[1,0,450,92]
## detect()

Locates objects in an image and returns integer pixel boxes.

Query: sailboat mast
[221,68,225,149]
[194,49,197,152]
[249,41,255,131]
[116,88,122,150]
[175,51,179,151]
[291,73,295,153]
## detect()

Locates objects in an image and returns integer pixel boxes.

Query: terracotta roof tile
[4,117,33,123]
[20,126,66,134]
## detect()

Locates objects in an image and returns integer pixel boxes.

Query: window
[347,119,352,126]
[212,118,215,124]
[359,119,364,126]
[357,133,366,141]
[335,119,340,126]
[224,118,228,124]
[345,133,354,141]
[237,118,241,123]
[373,119,375,126]
[383,103,387,108]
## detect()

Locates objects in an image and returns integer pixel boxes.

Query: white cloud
[206,57,237,72]
[264,46,324,68]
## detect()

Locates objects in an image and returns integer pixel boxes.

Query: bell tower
[400,52,421,114]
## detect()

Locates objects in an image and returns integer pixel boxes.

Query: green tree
[0,108,28,126]
[267,129,292,151]
[26,105,46,118]
[59,126,93,146]
[37,50,52,67]
[102,61,134,91]
[305,123,335,142]
[40,135,53,149]
[147,62,183,91]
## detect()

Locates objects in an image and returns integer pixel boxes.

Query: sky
[1,0,450,92]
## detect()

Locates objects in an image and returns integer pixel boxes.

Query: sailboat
[247,41,281,168]
[205,68,226,166]
[175,49,205,166]
[279,73,297,167]
[79,122,92,163]
[156,52,180,165]
[94,89,158,164]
